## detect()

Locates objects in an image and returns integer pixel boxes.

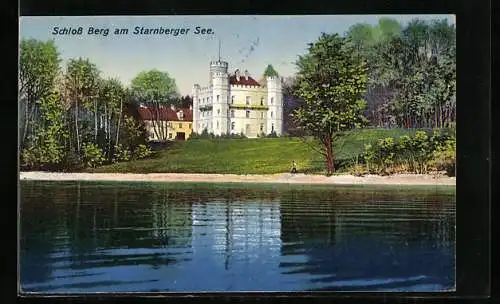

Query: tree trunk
[75,97,80,155]
[115,99,123,148]
[94,99,98,143]
[22,97,30,146]
[325,135,335,174]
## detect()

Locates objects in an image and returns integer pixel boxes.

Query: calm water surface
[20,181,455,293]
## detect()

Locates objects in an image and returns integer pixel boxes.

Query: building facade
[192,60,283,138]
[138,105,193,141]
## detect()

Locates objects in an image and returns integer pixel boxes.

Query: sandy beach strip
[19,171,456,186]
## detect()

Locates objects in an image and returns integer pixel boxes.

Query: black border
[14,0,491,301]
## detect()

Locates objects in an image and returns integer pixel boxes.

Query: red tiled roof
[138,106,193,122]
[229,75,261,86]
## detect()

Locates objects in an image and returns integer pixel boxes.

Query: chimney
[244,70,249,80]
[235,69,240,81]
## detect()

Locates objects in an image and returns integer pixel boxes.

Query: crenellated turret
[211,61,230,136]
[266,75,283,136]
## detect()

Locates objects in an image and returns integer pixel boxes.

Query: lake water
[19,181,455,293]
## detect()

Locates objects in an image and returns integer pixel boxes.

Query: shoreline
[19,171,456,186]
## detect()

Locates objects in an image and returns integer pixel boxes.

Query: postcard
[19,15,456,293]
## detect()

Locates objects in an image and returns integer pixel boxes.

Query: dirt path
[19,172,456,186]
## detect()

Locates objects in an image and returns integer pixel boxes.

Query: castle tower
[266,75,283,135]
[192,84,201,133]
[210,60,230,135]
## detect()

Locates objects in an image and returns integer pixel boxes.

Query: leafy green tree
[131,69,180,141]
[19,38,61,147]
[97,78,127,158]
[64,58,101,155]
[21,92,68,170]
[373,19,456,128]
[293,33,369,174]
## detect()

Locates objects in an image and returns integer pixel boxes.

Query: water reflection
[20,181,455,292]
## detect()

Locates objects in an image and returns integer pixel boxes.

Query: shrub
[113,144,132,162]
[82,142,106,168]
[429,137,456,176]
[360,131,456,175]
[133,144,153,160]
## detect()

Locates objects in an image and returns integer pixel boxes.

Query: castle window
[272,123,275,132]
[231,96,234,104]
[217,109,220,115]
[217,95,220,101]
[216,121,219,129]
[260,97,264,106]
[179,123,182,128]
[231,110,235,118]
[231,122,235,130]
[261,112,264,119]
[260,124,264,132]
[246,111,250,118]
[246,96,250,105]
[271,97,274,104]
[271,111,274,118]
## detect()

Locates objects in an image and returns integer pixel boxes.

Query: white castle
[192,58,283,138]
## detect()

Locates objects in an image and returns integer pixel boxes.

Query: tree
[64,58,101,155]
[19,38,61,147]
[345,18,402,127]
[282,76,305,135]
[293,33,368,174]
[97,78,126,159]
[130,69,180,141]
[177,95,193,108]
[21,92,69,170]
[372,19,456,129]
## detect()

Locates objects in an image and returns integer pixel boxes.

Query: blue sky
[20,15,455,95]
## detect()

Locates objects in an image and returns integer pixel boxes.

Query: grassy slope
[90,128,419,174]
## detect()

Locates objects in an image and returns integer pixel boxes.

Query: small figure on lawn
[291,160,297,174]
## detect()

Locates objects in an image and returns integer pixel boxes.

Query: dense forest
[19,17,455,172]
[283,17,456,132]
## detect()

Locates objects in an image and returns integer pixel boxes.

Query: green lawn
[89,128,419,174]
